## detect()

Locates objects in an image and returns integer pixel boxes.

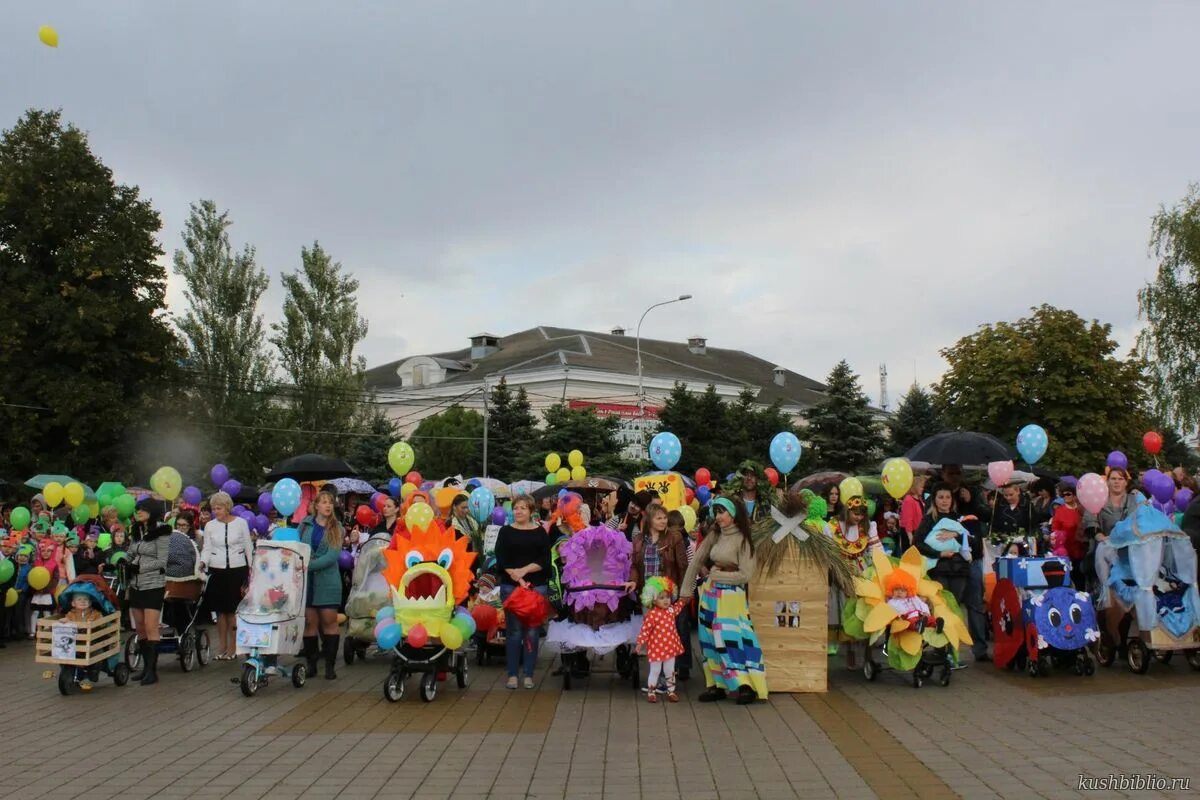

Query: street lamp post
[636,294,693,427]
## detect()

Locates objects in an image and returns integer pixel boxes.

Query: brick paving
[2,639,1198,800]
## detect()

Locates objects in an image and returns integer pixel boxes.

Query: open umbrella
[509,480,545,497]
[264,454,357,482]
[327,477,376,495]
[904,432,1016,467]
[24,475,97,501]
[465,478,511,498]
[793,471,848,491]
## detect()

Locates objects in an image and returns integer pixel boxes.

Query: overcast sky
[7,2,1199,406]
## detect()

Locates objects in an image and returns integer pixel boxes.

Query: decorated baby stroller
[544,525,642,690]
[846,547,973,689]
[989,556,1098,677]
[235,538,311,696]
[36,575,131,694]
[377,520,477,703]
[342,530,394,665]
[1094,501,1200,673]
[469,572,507,666]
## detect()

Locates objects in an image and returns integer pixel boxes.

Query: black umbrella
[264,454,357,482]
[904,432,1016,467]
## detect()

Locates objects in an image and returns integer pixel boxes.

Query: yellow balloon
[679,505,697,532]
[87,500,99,518]
[881,458,914,500]
[63,481,85,508]
[570,465,587,481]
[400,483,416,500]
[439,624,464,650]
[4,587,16,608]
[545,453,562,473]
[151,466,183,501]
[38,26,58,48]
[43,482,64,508]
[839,477,864,503]
[555,467,570,483]
[405,503,434,533]
[568,449,584,469]
[28,566,51,591]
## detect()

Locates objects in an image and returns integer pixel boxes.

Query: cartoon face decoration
[251,546,301,614]
[1031,587,1099,651]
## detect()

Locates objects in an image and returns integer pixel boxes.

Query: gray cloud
[5,2,1198,403]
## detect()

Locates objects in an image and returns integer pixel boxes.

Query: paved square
[3,640,1196,799]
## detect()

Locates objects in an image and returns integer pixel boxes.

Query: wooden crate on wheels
[749,559,829,693]
[35,612,128,694]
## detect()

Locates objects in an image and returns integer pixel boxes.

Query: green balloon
[72,505,91,525]
[108,551,128,565]
[0,559,13,583]
[545,472,558,486]
[9,506,30,531]
[866,499,876,518]
[97,533,112,551]
[114,493,135,518]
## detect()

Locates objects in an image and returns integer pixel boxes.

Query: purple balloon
[137,492,150,502]
[210,463,230,487]
[370,492,383,510]
[182,485,202,505]
[490,507,507,525]
[1061,475,1079,488]
[1143,469,1175,504]
[233,504,246,515]
[1106,451,1128,470]
[338,550,355,570]
[1177,488,1195,509]
[253,513,269,535]
[257,491,274,515]
[221,479,242,497]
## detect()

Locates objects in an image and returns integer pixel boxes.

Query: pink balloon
[1076,473,1108,515]
[987,460,1015,487]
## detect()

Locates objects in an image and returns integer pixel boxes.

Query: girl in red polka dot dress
[636,576,686,703]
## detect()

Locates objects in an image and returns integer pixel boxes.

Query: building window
[412,365,425,387]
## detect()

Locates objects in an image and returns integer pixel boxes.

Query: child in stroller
[39,574,131,694]
[342,529,394,664]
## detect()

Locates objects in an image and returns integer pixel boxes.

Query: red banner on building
[568,400,659,420]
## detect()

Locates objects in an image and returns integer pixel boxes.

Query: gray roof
[364,326,828,408]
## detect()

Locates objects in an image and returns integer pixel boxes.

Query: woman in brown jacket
[626,505,692,681]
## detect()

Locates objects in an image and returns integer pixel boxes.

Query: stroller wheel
[343,638,356,666]
[562,665,572,691]
[1154,649,1174,665]
[179,632,198,672]
[420,672,438,702]
[113,663,131,686]
[1187,649,1200,671]
[456,655,469,689]
[292,663,307,688]
[1127,640,1150,674]
[863,659,877,682]
[383,670,405,702]
[196,631,212,666]
[58,666,76,696]
[239,664,260,697]
[939,666,951,687]
[124,635,141,670]
[1095,639,1116,667]
[629,654,641,691]
[912,669,924,689]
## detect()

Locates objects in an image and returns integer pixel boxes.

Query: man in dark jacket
[1181,493,1200,558]
[942,464,990,662]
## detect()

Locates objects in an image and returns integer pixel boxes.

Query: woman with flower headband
[829,495,883,669]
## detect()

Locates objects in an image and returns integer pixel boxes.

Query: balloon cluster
[373,604,477,651]
[545,450,587,485]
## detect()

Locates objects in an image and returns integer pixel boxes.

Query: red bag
[503,583,551,629]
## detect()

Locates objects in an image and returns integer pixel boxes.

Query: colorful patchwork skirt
[697,580,768,699]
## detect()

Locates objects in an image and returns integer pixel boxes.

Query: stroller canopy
[58,575,118,616]
[1105,499,1200,638]
[238,540,312,624]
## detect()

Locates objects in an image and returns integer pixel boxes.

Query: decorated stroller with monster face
[846,548,973,689]
[235,538,311,696]
[544,525,642,690]
[342,530,394,665]
[378,520,477,703]
[1093,501,1200,674]
[989,555,1099,677]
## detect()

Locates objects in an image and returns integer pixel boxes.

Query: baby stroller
[989,556,1098,677]
[1094,501,1200,673]
[235,539,311,696]
[35,575,131,695]
[544,525,642,690]
[124,555,212,674]
[342,531,394,665]
[470,572,507,666]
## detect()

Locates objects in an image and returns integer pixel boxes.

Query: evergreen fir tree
[803,361,882,472]
[485,379,538,480]
[887,385,945,453]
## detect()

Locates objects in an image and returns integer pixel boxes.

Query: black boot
[735,684,756,705]
[321,634,339,680]
[130,640,152,681]
[302,635,319,676]
[697,687,726,702]
[140,642,159,685]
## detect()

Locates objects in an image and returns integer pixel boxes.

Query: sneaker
[640,686,650,693]
[647,693,658,704]
[735,685,757,705]
[506,676,518,690]
[523,677,534,690]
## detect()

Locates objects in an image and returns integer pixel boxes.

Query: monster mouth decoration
[396,565,449,611]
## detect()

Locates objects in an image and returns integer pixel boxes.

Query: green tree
[485,379,539,480]
[887,385,945,453]
[0,109,179,480]
[271,241,369,454]
[411,405,484,479]
[802,361,882,472]
[935,305,1146,475]
[345,407,401,487]
[533,403,640,478]
[1138,184,1200,429]
[173,200,280,476]
[656,384,731,476]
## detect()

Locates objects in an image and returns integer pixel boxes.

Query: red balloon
[405,470,422,486]
[1143,431,1163,455]
[684,488,695,504]
[471,604,499,635]
[373,494,388,513]
[355,505,378,528]
[407,623,428,648]
[764,467,780,487]
[694,468,711,487]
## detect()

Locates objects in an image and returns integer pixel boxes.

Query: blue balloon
[388,477,401,498]
[696,485,711,505]
[468,486,495,524]
[375,606,395,624]
[376,623,402,651]
[649,432,682,471]
[1016,424,1048,465]
[272,527,299,542]
[769,431,802,474]
[272,478,303,517]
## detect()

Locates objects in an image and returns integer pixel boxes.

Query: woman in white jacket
[199,491,253,660]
